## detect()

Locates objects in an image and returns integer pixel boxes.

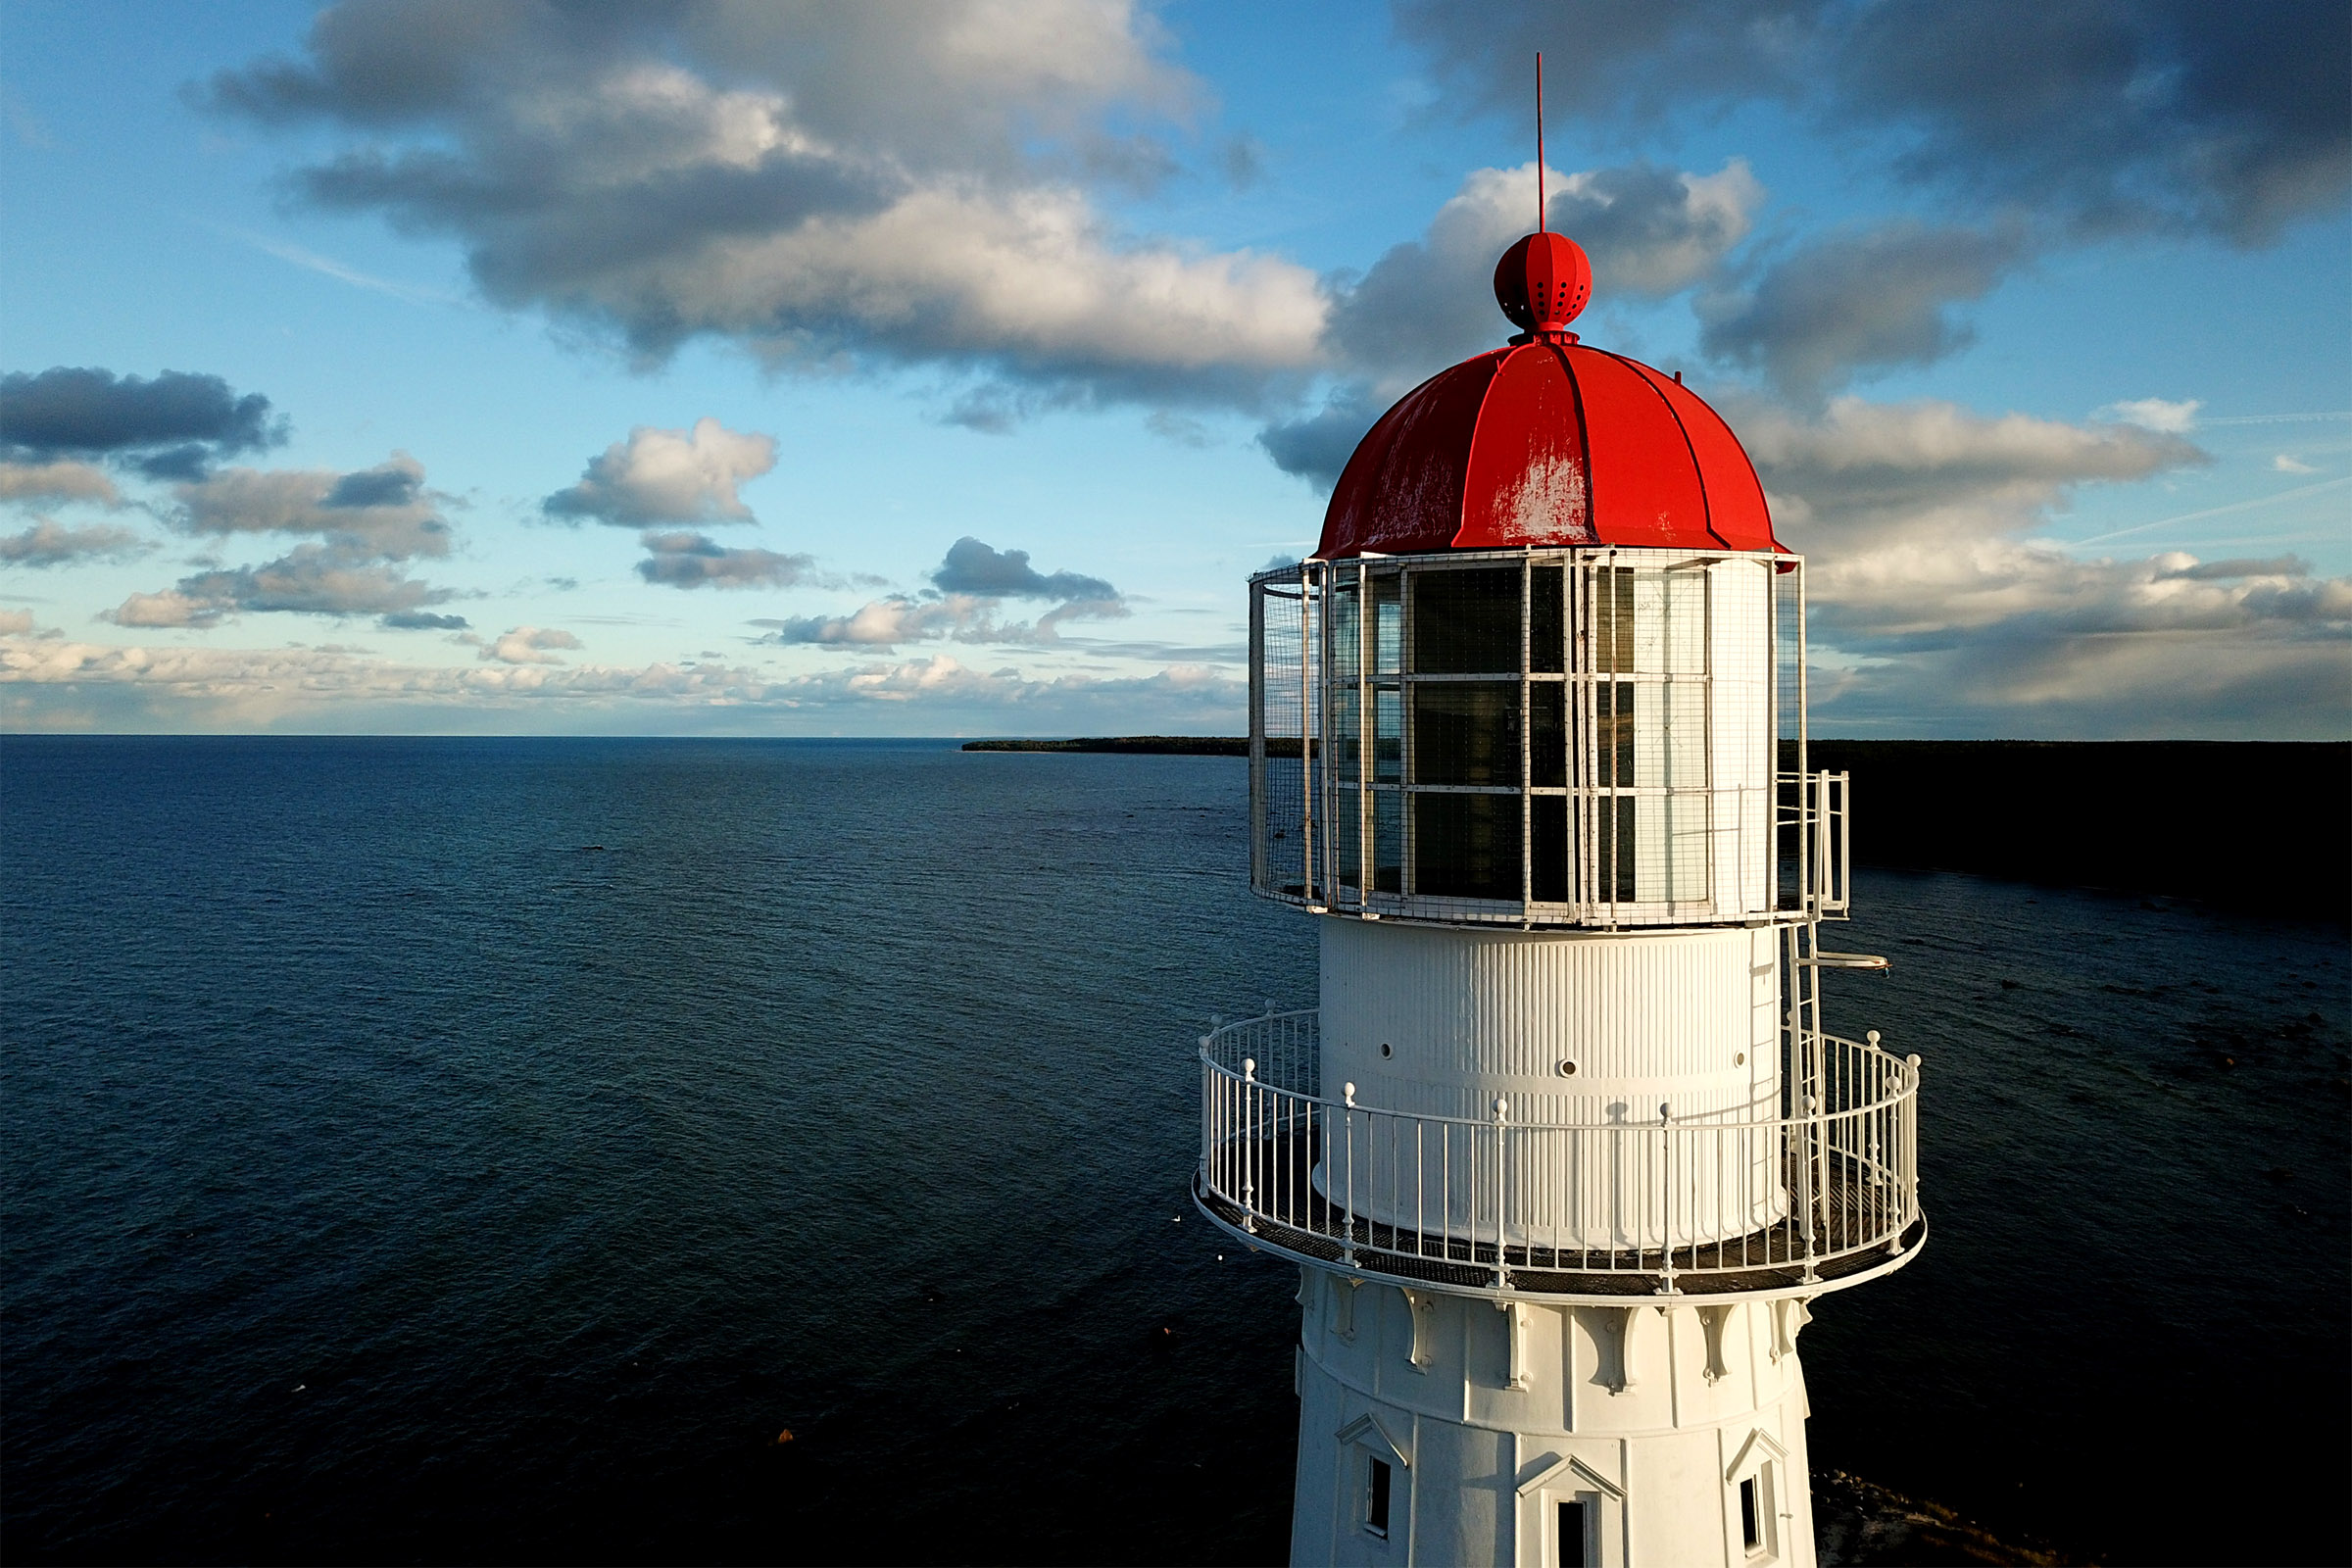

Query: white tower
[1194,228,1924,1568]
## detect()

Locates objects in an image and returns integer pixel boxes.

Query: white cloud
[677,181,1327,386]
[1397,0,2350,246]
[759,591,1122,651]
[543,417,777,526]
[2094,397,2202,434]
[98,453,465,628]
[0,461,122,507]
[206,5,1325,406]
[758,535,1127,648]
[482,626,581,665]
[1263,157,1767,484]
[1555,160,1765,294]
[173,453,449,559]
[0,628,1246,734]
[0,609,33,635]
[2274,453,2319,473]
[1740,395,2204,540]
[1323,158,1764,392]
[108,589,219,629]
[762,596,980,647]
[1699,220,2026,399]
[106,547,454,628]
[1735,396,2350,734]
[0,517,151,566]
[635,530,814,589]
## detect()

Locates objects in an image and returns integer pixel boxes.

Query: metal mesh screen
[1252,574,1309,899]
[1774,561,1806,912]
[1250,549,1826,927]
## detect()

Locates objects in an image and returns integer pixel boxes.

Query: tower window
[1557,1498,1588,1567]
[1740,1475,1761,1552]
[1366,1455,1393,1538]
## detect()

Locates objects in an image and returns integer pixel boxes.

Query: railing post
[1657,1102,1680,1296]
[1864,1029,1884,1195]
[1905,1052,1923,1240]
[1799,1092,1821,1284]
[1493,1098,1510,1292]
[1342,1081,1357,1267]
[1241,1057,1258,1233]
[1199,1034,1213,1197]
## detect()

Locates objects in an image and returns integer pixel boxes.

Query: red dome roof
[1316,246,1783,560]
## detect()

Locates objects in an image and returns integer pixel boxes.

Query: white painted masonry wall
[1290,1275,1817,1567]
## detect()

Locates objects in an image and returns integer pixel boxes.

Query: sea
[3,736,2345,1566]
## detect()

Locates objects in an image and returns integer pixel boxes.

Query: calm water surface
[3,738,2344,1565]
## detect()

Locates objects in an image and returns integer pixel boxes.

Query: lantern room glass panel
[1372,689,1402,782]
[1250,549,1791,924]
[1370,574,1402,673]
[1411,567,1520,674]
[1413,793,1521,901]
[1411,683,1522,787]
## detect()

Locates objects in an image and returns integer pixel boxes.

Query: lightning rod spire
[1536,52,1545,231]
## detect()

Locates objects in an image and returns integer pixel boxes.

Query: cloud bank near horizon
[1,4,2339,740]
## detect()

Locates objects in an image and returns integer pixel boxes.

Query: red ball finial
[1494,231,1592,339]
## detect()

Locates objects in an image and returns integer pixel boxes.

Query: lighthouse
[1194,224,1925,1567]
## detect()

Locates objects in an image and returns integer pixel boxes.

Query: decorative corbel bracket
[1696,1303,1733,1384]
[1496,1298,1534,1391]
[1400,1288,1438,1372]
[1768,1296,1814,1363]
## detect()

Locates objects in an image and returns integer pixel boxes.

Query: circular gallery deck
[1194,1131,1927,1302]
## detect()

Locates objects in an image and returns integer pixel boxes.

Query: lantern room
[1249,232,1834,929]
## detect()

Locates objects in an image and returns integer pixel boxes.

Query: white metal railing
[1196,1010,1919,1295]
[1778,767,1850,918]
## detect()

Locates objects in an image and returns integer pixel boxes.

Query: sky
[0,0,2345,738]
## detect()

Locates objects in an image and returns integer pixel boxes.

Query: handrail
[1194,1009,1922,1297]
[1199,1011,1911,1130]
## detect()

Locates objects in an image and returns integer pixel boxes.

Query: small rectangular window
[1366,1455,1393,1538]
[1740,1475,1761,1552]
[1558,1498,1589,1567]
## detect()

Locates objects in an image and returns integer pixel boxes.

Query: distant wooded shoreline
[962,737,2349,919]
